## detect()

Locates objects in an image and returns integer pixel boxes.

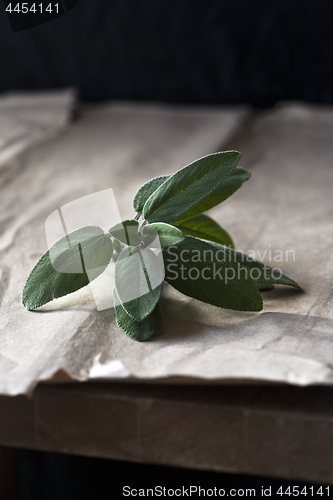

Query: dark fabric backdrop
[1,0,333,106]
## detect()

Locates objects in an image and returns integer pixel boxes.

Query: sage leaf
[142,223,185,248]
[109,219,140,246]
[174,214,234,248]
[164,236,263,312]
[114,289,163,341]
[256,283,274,291]
[142,151,241,224]
[114,245,164,321]
[133,175,170,214]
[22,226,113,310]
[201,240,302,290]
[171,167,251,224]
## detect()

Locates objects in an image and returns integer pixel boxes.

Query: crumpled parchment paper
[0,96,332,395]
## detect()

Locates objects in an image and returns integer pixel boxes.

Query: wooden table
[1,381,333,489]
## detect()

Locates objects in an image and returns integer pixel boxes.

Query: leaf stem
[138,246,153,292]
[139,220,147,231]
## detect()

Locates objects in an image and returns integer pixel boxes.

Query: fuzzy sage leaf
[133,175,170,214]
[171,167,251,225]
[142,151,241,224]
[164,236,263,312]
[142,223,185,248]
[114,245,164,322]
[174,214,234,248]
[114,289,163,342]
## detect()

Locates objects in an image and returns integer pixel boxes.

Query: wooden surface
[0,382,333,486]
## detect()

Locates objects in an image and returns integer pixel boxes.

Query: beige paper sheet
[0,98,332,395]
[0,88,76,167]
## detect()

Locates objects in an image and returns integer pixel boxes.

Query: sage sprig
[22,151,301,341]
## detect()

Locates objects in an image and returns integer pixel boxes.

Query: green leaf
[256,283,274,291]
[133,175,170,214]
[163,236,263,312]
[109,220,140,246]
[142,151,241,224]
[114,245,164,321]
[171,167,251,224]
[174,214,234,248]
[114,289,163,342]
[22,226,113,310]
[201,240,302,290]
[142,223,185,248]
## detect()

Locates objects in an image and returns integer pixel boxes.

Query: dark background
[17,450,328,500]
[1,0,333,107]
